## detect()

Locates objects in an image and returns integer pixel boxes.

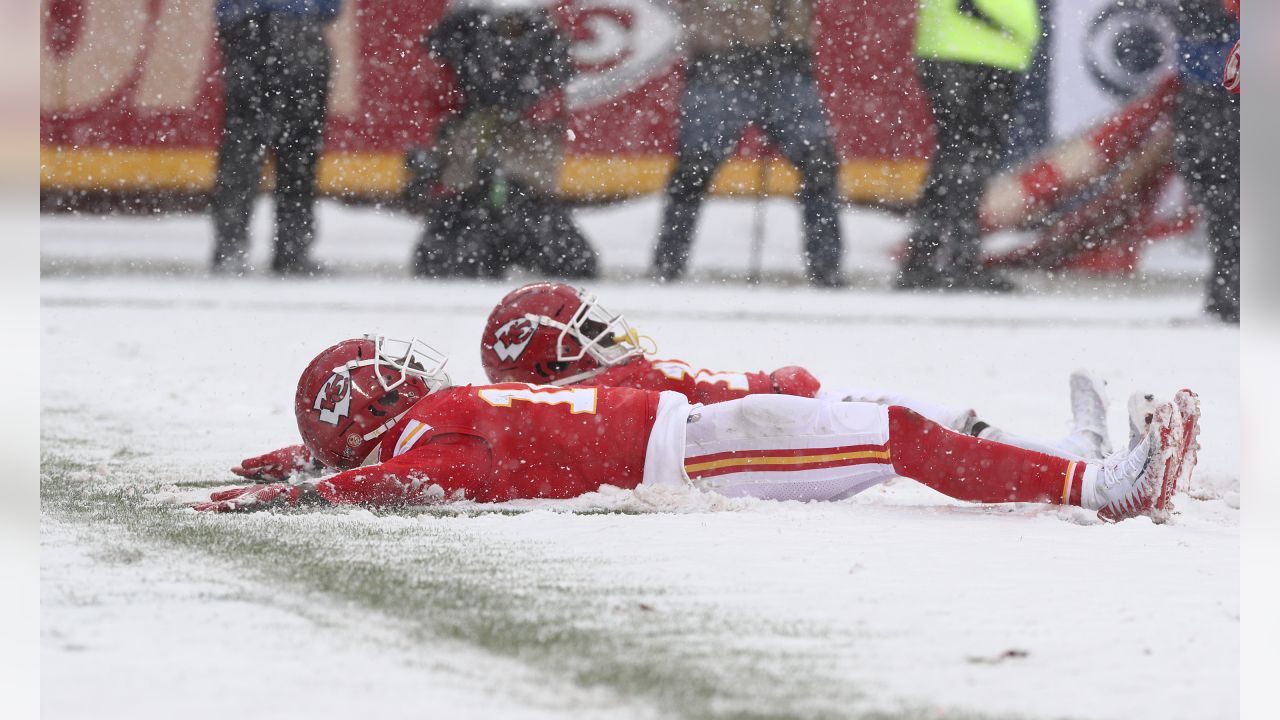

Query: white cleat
[1062,369,1113,459]
[1127,391,1163,450]
[1087,389,1199,523]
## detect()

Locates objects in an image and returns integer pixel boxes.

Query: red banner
[41,0,931,201]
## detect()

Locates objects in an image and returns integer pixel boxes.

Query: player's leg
[822,370,1114,462]
[1127,390,1162,450]
[679,392,1197,521]
[682,394,899,502]
[816,387,975,432]
[888,391,1198,522]
[966,370,1114,460]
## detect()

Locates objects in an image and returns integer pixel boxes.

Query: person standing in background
[1004,0,1052,167]
[1172,0,1240,323]
[897,0,1041,293]
[652,0,845,288]
[407,0,598,280]
[210,0,339,276]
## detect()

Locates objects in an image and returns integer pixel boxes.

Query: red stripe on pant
[888,406,1083,505]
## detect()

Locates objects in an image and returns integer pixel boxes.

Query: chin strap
[550,366,610,387]
[360,409,412,445]
[614,327,658,356]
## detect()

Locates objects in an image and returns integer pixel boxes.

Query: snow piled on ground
[41,199,1237,719]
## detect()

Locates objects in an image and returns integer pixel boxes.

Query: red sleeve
[316,435,493,506]
[689,369,775,404]
[586,358,815,404]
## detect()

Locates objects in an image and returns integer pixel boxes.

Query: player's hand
[191,482,318,512]
[770,366,821,398]
[231,444,317,482]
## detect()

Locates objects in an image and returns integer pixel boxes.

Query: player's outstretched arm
[195,436,495,512]
[231,444,323,482]
[191,481,322,512]
[317,437,493,505]
[684,365,813,404]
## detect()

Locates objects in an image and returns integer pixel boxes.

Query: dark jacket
[1173,0,1239,86]
[216,0,341,24]
[680,0,813,59]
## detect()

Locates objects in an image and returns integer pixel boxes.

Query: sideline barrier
[41,0,930,203]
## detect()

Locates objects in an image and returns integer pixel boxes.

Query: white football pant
[642,392,897,502]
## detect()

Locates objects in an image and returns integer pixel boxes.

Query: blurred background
[33,4,1255,718]
[39,0,1239,318]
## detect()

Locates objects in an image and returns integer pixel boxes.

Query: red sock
[887,406,1086,506]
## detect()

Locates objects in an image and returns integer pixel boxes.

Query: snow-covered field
[41,199,1239,719]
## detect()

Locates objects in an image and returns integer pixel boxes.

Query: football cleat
[1172,389,1202,495]
[1089,390,1199,523]
[1126,391,1162,450]
[1062,369,1113,459]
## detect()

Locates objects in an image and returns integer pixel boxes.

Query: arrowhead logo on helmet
[492,317,537,361]
[314,371,353,426]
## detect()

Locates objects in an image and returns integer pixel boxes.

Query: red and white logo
[492,317,537,362]
[565,0,681,109]
[314,371,353,426]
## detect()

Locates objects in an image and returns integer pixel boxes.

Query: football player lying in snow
[478,282,1137,460]
[232,282,1136,482]
[194,336,1200,523]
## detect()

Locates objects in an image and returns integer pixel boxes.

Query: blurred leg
[943,67,1019,283]
[211,15,270,271]
[266,15,331,275]
[898,61,962,286]
[1175,82,1240,323]
[900,62,1018,291]
[762,66,843,286]
[653,64,751,280]
[507,183,599,279]
[501,121,598,278]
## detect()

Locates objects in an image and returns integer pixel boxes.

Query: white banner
[1051,0,1177,137]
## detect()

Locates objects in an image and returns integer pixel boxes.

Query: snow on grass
[40,200,1237,719]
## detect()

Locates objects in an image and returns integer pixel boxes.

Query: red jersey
[316,383,659,505]
[580,357,819,404]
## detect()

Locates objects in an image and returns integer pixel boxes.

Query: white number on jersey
[652,361,749,391]
[693,370,749,390]
[478,385,599,415]
[652,360,694,380]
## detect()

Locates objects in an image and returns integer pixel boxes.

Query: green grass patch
[41,452,1014,720]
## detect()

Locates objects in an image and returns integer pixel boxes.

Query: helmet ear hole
[533,361,571,379]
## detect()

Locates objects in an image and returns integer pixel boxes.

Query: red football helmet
[480,282,647,385]
[294,336,451,470]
